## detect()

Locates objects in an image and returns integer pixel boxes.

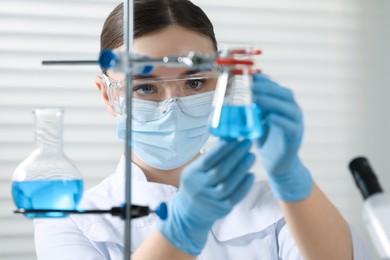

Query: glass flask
[11,108,83,218]
[210,44,264,139]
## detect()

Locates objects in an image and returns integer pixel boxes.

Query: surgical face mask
[117,91,214,170]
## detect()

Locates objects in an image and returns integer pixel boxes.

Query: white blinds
[0,0,380,259]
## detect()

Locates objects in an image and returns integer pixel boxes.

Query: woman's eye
[186,79,205,90]
[134,84,156,95]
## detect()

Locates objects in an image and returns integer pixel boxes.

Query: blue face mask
[117,91,214,170]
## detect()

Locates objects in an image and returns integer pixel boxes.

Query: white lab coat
[34,155,371,260]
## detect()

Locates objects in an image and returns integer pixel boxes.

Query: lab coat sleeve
[34,217,104,260]
[277,221,372,260]
[349,224,372,260]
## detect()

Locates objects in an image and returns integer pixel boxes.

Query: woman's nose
[161,82,184,100]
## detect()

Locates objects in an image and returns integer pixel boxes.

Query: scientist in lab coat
[35,0,371,259]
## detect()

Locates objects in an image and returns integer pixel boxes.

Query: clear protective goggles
[102,70,219,116]
[131,91,215,122]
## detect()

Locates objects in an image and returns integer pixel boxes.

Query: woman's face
[104,25,218,102]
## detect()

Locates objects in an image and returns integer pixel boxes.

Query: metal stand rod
[42,60,98,65]
[124,0,134,259]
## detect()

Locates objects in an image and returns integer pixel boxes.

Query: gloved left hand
[252,73,312,202]
[159,139,255,256]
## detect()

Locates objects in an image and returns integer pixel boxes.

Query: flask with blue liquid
[210,44,263,139]
[11,108,83,218]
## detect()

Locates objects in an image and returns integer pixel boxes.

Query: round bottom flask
[12,108,83,218]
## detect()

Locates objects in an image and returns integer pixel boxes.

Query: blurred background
[0,0,389,259]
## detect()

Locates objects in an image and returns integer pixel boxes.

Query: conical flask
[210,44,264,139]
[11,108,83,218]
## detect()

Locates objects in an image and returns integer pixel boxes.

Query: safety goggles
[131,90,215,122]
[102,70,219,115]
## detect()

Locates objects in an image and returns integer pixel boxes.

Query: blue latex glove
[159,139,255,256]
[252,73,312,202]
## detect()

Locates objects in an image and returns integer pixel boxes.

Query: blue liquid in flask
[211,104,264,139]
[12,179,83,218]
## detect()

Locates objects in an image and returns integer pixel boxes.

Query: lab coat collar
[211,181,283,242]
[112,155,178,208]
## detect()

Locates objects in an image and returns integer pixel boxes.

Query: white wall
[0,0,387,259]
[371,0,390,192]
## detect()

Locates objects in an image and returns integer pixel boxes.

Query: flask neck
[34,108,64,152]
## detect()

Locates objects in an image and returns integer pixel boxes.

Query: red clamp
[229,49,262,55]
[231,68,262,75]
[215,58,254,66]
[215,48,261,66]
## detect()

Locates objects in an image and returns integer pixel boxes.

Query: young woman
[35,1,370,259]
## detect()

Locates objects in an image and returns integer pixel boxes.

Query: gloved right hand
[252,73,312,202]
[158,139,255,256]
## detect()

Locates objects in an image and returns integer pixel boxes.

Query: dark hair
[100,0,217,52]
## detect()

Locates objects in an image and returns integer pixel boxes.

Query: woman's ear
[95,76,116,116]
